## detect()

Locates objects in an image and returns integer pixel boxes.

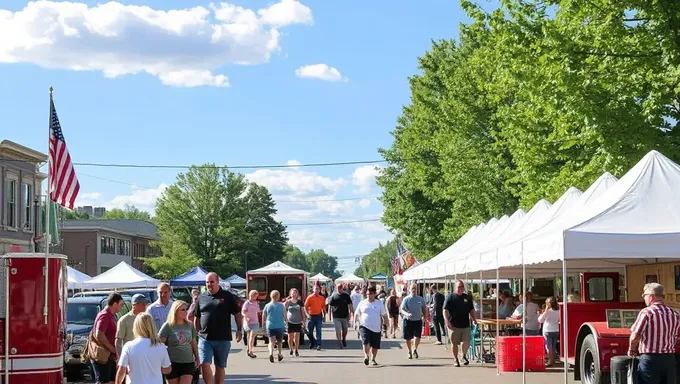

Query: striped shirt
[630,301,680,354]
[147,300,174,331]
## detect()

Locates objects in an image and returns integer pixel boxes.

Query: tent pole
[495,248,500,376]
[562,251,569,384]
[479,257,483,365]
[522,241,526,384]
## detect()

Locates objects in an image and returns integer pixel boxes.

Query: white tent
[309,273,332,282]
[67,266,91,289]
[335,273,365,283]
[81,261,161,289]
[247,261,308,275]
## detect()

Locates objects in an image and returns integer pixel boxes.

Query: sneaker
[372,359,378,366]
[454,359,461,367]
[317,345,321,351]
[342,339,347,347]
[248,352,257,359]
[278,354,283,362]
[294,350,299,357]
[289,350,294,356]
[434,341,443,345]
[363,357,369,366]
[463,356,469,366]
[413,350,419,359]
[408,352,413,359]
[269,355,274,363]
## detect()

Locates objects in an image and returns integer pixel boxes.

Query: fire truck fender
[573,322,599,381]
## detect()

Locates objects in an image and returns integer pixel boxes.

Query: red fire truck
[1,252,67,384]
[563,272,680,384]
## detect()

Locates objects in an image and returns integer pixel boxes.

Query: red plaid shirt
[630,301,680,354]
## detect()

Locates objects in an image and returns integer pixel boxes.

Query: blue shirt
[400,295,426,322]
[263,302,285,330]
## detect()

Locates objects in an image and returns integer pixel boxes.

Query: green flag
[41,199,60,246]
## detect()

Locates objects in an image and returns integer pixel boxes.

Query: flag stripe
[49,98,80,210]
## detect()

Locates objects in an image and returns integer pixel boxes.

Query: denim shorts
[90,359,116,383]
[267,328,285,340]
[198,337,232,368]
[544,331,559,353]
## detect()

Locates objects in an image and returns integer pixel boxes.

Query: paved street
[201,323,579,384]
[69,323,580,383]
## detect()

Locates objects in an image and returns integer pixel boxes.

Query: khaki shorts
[334,318,348,333]
[449,327,471,344]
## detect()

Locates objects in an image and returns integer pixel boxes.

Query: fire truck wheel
[580,334,611,384]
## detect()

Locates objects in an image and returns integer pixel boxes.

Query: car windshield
[67,303,101,325]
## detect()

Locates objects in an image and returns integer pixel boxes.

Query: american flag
[49,97,80,209]
[396,239,418,271]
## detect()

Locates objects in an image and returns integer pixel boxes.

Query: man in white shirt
[147,282,174,331]
[354,286,388,366]
[510,291,541,335]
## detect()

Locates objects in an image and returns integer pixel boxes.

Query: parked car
[63,296,131,381]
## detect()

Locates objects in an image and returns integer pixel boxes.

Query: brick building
[0,140,46,254]
[56,219,161,276]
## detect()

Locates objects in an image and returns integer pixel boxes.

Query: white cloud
[107,184,168,212]
[286,159,302,168]
[351,165,381,193]
[79,192,102,200]
[295,64,347,82]
[246,169,345,196]
[0,0,312,87]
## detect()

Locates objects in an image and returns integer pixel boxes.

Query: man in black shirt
[328,283,354,348]
[443,279,477,367]
[193,272,243,384]
[427,284,447,345]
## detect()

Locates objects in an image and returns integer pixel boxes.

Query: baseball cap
[131,294,149,304]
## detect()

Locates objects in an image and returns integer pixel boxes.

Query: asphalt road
[70,322,580,383]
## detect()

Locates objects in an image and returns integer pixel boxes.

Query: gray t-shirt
[286,299,304,324]
[400,295,426,322]
[159,322,197,364]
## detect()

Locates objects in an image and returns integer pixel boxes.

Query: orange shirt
[305,294,326,316]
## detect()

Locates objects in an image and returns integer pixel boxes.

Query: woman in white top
[115,313,172,384]
[538,296,560,366]
[509,291,541,336]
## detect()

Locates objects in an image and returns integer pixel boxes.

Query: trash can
[610,355,636,384]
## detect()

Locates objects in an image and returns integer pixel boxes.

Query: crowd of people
[82,275,680,384]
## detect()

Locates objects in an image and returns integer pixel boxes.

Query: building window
[23,183,32,230]
[116,239,130,256]
[100,236,117,254]
[5,179,16,228]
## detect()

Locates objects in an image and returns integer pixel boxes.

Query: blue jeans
[307,315,323,346]
[198,337,231,368]
[638,353,677,384]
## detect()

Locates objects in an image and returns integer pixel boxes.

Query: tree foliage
[378,0,680,260]
[153,165,288,277]
[283,245,341,279]
[354,238,398,278]
[102,204,153,221]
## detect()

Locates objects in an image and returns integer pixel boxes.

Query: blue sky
[0,0,470,273]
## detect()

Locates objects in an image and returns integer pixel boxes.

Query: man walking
[328,282,353,348]
[193,272,243,384]
[427,284,446,345]
[115,294,149,355]
[400,283,427,359]
[304,285,326,350]
[147,282,174,331]
[628,283,680,383]
[354,286,388,366]
[443,280,477,367]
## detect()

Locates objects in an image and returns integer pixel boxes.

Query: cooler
[497,335,545,372]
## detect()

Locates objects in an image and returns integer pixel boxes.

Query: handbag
[627,357,638,384]
[85,330,111,364]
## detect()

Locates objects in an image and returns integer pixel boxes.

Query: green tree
[283,244,311,271]
[153,164,287,277]
[307,249,341,279]
[354,238,398,278]
[144,234,200,280]
[61,208,90,220]
[102,204,152,221]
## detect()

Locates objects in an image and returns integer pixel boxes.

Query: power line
[69,159,386,170]
[285,219,381,226]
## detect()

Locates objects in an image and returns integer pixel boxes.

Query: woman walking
[241,290,261,358]
[538,296,560,366]
[158,300,199,384]
[385,288,400,338]
[285,288,305,357]
[263,290,286,363]
[115,313,171,384]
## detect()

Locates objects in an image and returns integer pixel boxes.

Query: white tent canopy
[247,261,308,275]
[309,273,332,282]
[81,261,161,289]
[335,273,365,283]
[67,266,91,289]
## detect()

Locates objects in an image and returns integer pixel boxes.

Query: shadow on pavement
[204,374,317,383]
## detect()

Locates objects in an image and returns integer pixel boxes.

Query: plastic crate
[497,336,545,372]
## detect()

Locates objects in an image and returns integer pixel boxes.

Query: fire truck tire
[580,334,611,384]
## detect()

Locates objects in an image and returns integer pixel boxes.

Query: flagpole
[43,86,53,325]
